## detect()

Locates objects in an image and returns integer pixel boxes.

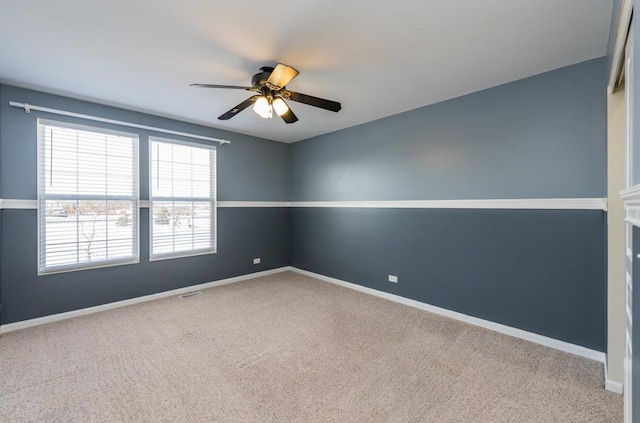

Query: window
[149,137,216,260]
[37,119,139,274]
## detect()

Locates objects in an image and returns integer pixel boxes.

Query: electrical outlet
[388,275,398,283]
[253,258,261,264]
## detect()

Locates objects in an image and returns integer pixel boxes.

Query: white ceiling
[0,0,613,143]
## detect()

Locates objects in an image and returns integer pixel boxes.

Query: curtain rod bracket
[23,103,31,114]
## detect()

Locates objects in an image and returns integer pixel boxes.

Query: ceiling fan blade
[190,83,254,90]
[266,64,299,90]
[279,104,299,124]
[218,95,260,120]
[282,90,341,112]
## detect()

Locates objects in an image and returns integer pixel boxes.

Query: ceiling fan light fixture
[272,97,289,116]
[253,96,273,119]
[192,63,342,123]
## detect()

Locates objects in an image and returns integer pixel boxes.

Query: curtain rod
[8,101,231,145]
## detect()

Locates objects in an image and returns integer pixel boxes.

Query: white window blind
[149,137,216,260]
[37,119,139,274]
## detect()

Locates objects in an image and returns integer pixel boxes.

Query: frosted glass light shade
[253,96,273,119]
[272,97,289,116]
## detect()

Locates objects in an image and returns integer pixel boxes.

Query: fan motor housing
[252,67,275,87]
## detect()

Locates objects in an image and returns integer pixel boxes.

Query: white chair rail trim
[0,198,607,210]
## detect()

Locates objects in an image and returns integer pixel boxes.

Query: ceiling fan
[191,63,341,124]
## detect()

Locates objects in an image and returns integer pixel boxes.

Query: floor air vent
[178,291,203,300]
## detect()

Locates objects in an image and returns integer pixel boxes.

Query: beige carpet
[0,271,623,422]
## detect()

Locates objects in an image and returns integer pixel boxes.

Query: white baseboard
[289,267,606,364]
[0,267,290,334]
[604,355,623,395]
[605,379,624,395]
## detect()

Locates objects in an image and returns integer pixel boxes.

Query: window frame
[148,136,217,261]
[37,118,140,275]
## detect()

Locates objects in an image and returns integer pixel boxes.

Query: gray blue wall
[607,0,623,77]
[0,84,290,324]
[291,59,606,201]
[290,58,608,351]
